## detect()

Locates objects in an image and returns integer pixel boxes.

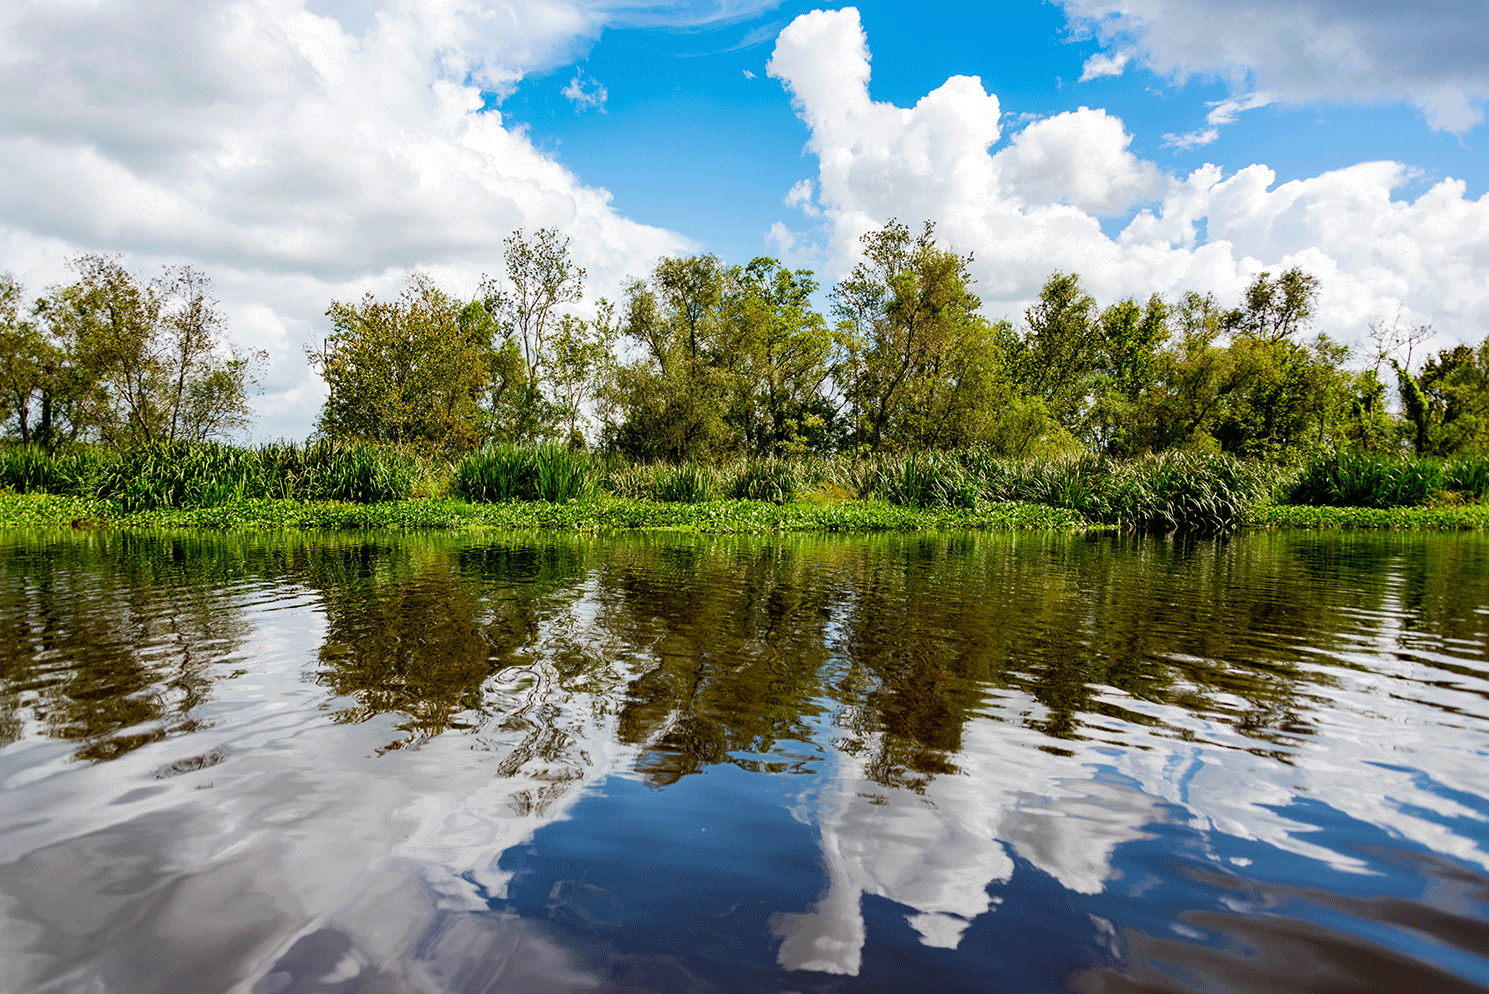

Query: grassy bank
[0,442,1485,535]
[0,492,1090,534]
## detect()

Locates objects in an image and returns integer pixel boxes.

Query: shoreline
[2,492,1485,535]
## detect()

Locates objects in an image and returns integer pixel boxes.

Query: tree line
[2,220,1485,460]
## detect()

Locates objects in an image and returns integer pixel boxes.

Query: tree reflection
[0,531,255,761]
[308,539,595,753]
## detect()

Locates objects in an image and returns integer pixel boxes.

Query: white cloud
[1079,50,1128,82]
[1162,127,1218,150]
[562,69,608,112]
[743,68,756,80]
[784,178,818,215]
[768,7,1489,355]
[0,0,784,439]
[1061,0,1489,134]
[993,108,1166,216]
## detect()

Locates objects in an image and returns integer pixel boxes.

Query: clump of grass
[0,444,119,496]
[291,440,423,503]
[1439,456,1489,501]
[726,459,803,504]
[92,441,274,511]
[1285,451,1440,508]
[875,452,978,508]
[453,444,595,503]
[655,462,715,502]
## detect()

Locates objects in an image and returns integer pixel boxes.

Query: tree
[548,306,617,445]
[721,258,833,456]
[1392,336,1489,455]
[832,220,990,452]
[0,274,56,444]
[1000,272,1104,443]
[600,257,736,460]
[1211,267,1349,459]
[1120,292,1237,454]
[314,274,489,452]
[1226,268,1320,343]
[28,256,258,447]
[478,228,588,442]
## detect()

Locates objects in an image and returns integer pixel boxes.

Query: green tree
[1393,336,1489,455]
[721,258,833,456]
[1000,272,1104,443]
[314,273,489,452]
[1211,269,1349,460]
[1120,292,1237,454]
[0,274,57,444]
[831,220,998,452]
[1090,293,1170,454]
[600,257,736,461]
[478,228,591,443]
[29,256,258,447]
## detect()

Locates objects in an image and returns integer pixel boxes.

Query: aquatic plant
[453,444,595,503]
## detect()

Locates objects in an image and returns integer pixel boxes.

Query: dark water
[1,529,1487,994]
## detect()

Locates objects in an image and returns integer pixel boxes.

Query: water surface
[1,528,1487,993]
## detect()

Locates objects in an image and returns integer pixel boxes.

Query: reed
[453,444,595,503]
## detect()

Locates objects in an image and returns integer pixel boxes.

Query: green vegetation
[2,440,1485,536]
[2,218,1487,537]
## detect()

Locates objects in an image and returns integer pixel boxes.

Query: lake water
[1,528,1487,994]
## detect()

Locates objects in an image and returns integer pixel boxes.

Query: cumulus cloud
[562,69,608,112]
[1063,0,1489,134]
[0,0,778,438]
[1079,50,1128,82]
[784,178,819,215]
[768,6,1489,355]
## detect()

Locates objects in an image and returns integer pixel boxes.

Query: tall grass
[1285,452,1489,508]
[453,444,595,503]
[13,440,1481,531]
[0,439,425,509]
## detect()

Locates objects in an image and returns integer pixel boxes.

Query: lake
[1,528,1487,993]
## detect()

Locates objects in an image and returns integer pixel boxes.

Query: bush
[655,463,714,503]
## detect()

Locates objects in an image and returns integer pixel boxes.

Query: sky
[1,0,1487,440]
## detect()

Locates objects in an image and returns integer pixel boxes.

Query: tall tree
[600,257,736,461]
[1001,273,1103,443]
[722,258,833,456]
[29,256,257,446]
[831,220,995,452]
[477,228,592,442]
[0,274,54,444]
[314,274,489,452]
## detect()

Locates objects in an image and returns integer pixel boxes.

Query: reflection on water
[1,528,1488,993]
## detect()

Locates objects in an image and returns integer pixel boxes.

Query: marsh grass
[0,440,426,510]
[453,444,595,503]
[5,441,1480,533]
[1286,452,1489,509]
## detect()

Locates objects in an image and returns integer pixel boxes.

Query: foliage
[832,220,1056,455]
[1392,336,1489,456]
[1285,451,1489,508]
[315,273,489,453]
[453,444,595,503]
[9,258,259,448]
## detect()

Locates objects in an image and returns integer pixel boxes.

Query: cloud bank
[0,0,755,437]
[1063,0,1489,134]
[768,7,1489,356]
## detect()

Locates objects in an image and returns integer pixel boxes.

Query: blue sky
[502,2,1487,263]
[0,0,1486,437]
